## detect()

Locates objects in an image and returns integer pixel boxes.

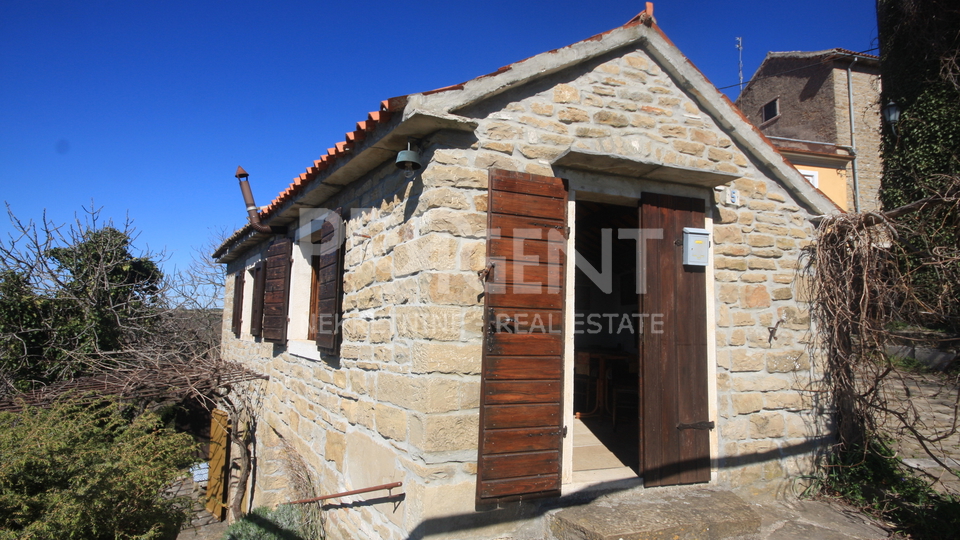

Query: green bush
[223,504,311,540]
[824,439,960,539]
[0,399,197,540]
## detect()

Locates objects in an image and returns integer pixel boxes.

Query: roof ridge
[215,4,661,258]
[214,1,838,260]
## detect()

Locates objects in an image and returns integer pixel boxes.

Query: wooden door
[476,169,567,504]
[640,193,711,486]
[205,409,231,519]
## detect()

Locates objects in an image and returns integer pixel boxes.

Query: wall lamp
[882,100,901,139]
[395,141,422,179]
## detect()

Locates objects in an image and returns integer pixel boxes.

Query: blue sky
[1,0,878,274]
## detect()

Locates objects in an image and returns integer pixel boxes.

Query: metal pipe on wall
[846,57,861,212]
[234,166,286,235]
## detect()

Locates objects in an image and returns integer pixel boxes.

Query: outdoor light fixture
[882,100,901,138]
[395,141,422,179]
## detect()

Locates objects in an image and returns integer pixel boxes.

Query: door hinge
[530,222,564,231]
[677,421,715,430]
[531,428,566,437]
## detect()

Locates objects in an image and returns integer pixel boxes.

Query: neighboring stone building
[736,49,882,212]
[213,7,839,539]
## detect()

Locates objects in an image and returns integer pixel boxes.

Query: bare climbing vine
[801,175,960,491]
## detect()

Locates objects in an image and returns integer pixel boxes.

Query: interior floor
[571,200,641,482]
[572,416,639,483]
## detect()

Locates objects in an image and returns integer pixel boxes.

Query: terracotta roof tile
[833,48,878,59]
[216,5,659,257]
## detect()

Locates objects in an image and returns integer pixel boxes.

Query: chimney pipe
[234,166,286,235]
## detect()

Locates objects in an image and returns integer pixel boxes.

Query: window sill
[288,339,322,361]
[759,114,780,127]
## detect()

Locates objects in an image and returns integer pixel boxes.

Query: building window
[761,98,779,123]
[283,207,345,358]
[310,209,344,354]
[249,262,266,338]
[307,255,322,341]
[798,169,819,188]
[230,271,244,338]
[261,237,293,343]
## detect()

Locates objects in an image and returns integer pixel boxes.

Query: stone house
[735,49,882,212]
[213,6,839,539]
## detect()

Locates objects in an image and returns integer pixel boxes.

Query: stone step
[547,488,761,540]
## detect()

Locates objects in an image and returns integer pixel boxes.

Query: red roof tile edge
[215,5,659,259]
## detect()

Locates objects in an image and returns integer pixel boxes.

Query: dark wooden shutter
[231,271,244,338]
[314,208,344,354]
[249,262,266,338]
[640,192,710,486]
[476,169,567,504]
[262,237,293,343]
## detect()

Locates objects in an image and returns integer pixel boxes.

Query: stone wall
[736,57,838,143]
[219,42,824,540]
[834,64,883,212]
[460,50,747,179]
[711,177,821,486]
[737,55,883,213]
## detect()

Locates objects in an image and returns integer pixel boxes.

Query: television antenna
[736,37,744,94]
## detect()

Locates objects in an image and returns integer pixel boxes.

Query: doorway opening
[571,200,641,483]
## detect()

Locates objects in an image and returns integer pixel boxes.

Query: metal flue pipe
[234,166,285,234]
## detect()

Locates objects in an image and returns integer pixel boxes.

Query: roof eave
[213,110,478,264]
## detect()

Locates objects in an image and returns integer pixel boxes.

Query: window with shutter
[313,208,344,354]
[261,237,293,343]
[231,271,244,338]
[249,262,266,338]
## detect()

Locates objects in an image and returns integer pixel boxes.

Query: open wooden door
[640,193,711,486]
[205,409,231,520]
[476,169,567,504]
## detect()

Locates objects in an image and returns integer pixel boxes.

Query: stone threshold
[547,487,761,540]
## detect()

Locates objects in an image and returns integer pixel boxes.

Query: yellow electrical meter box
[682,227,710,266]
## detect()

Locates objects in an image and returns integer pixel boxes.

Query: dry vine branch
[802,176,960,492]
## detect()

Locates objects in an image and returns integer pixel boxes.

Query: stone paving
[879,370,960,495]
[547,485,894,540]
[170,475,228,540]
[734,486,895,540]
[166,479,897,540]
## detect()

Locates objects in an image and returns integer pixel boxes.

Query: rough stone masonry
[219,24,829,540]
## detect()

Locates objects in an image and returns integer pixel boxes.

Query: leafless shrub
[802,176,960,490]
[277,433,326,539]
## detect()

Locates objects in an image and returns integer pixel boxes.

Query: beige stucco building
[736,49,882,212]
[213,7,839,539]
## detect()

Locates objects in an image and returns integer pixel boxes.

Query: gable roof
[739,48,880,99]
[214,5,838,262]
